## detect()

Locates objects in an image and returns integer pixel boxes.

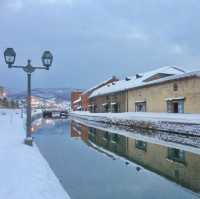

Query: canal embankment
[0,109,70,199]
[70,111,200,136]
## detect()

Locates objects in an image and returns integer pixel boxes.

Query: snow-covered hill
[8,88,77,102]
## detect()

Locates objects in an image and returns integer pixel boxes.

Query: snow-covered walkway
[70,111,200,136]
[0,109,70,199]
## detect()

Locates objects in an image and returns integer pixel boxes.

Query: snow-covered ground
[0,109,70,199]
[70,111,200,136]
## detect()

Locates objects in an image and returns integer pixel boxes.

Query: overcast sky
[0,0,200,91]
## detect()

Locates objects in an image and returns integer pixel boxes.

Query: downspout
[126,90,129,112]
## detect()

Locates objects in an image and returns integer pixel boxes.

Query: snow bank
[0,109,70,199]
[70,111,200,136]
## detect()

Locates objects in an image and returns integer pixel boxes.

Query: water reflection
[70,120,200,193]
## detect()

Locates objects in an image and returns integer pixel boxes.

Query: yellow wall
[127,77,200,113]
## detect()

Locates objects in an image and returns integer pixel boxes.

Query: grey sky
[0,0,200,91]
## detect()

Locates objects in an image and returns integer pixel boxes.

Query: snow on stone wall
[70,111,200,136]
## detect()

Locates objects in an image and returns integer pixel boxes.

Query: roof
[82,76,118,96]
[89,66,198,98]
[73,97,81,104]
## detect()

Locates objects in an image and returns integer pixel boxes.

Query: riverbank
[70,111,200,136]
[0,109,70,199]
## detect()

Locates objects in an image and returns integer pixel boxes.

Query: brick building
[71,90,82,111]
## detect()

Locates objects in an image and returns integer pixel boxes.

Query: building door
[167,99,184,113]
[173,102,179,113]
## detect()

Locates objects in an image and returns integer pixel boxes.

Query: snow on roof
[73,97,81,104]
[82,76,118,95]
[89,66,198,98]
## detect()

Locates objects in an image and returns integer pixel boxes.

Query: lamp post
[4,48,53,146]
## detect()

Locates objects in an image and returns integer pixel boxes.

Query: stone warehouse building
[71,76,118,111]
[88,66,200,113]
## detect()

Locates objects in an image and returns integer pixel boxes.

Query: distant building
[88,66,200,113]
[81,76,119,112]
[71,90,82,111]
[71,76,118,111]
[0,86,6,99]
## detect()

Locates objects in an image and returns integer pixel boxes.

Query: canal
[33,118,200,199]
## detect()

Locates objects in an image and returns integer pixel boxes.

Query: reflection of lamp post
[4,48,53,146]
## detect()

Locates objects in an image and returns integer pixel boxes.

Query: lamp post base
[24,137,33,146]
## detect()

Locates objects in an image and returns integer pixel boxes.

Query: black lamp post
[4,48,53,146]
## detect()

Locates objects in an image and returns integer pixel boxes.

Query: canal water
[33,118,200,199]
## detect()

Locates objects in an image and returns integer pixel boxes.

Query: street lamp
[4,48,16,67]
[42,51,53,70]
[4,48,53,146]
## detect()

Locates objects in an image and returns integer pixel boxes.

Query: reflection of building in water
[70,121,89,142]
[88,127,128,156]
[85,125,200,193]
[127,139,200,192]
[31,118,56,132]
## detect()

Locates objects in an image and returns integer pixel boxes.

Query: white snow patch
[0,109,70,199]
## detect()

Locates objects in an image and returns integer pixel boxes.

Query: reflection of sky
[34,120,200,199]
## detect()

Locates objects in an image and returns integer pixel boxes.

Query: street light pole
[27,72,32,140]
[4,48,53,146]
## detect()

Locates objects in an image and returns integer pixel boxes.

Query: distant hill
[8,88,80,102]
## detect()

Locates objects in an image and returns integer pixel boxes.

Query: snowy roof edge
[82,76,118,95]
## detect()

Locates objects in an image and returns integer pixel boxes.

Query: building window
[90,105,97,113]
[173,83,178,91]
[112,134,120,143]
[167,99,184,113]
[135,102,146,112]
[103,131,110,140]
[135,140,147,151]
[102,103,109,112]
[111,103,119,113]
[113,103,119,113]
[105,104,109,112]
[167,148,185,164]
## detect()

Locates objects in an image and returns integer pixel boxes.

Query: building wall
[90,76,200,113]
[71,91,82,111]
[81,94,88,111]
[83,76,119,112]
[89,91,127,113]
[127,76,200,113]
